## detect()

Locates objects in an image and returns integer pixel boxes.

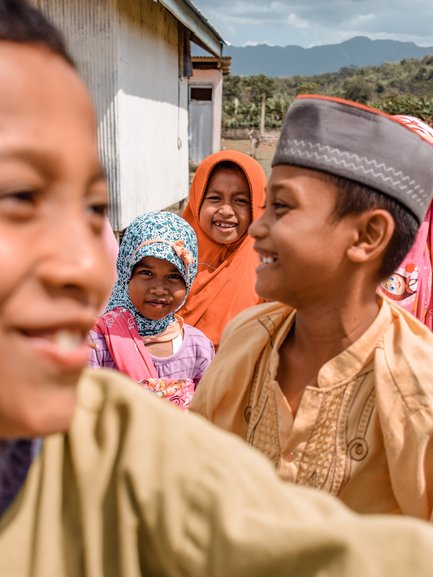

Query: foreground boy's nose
[249,214,266,238]
[37,212,112,307]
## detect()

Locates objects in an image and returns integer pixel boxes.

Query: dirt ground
[221,138,277,180]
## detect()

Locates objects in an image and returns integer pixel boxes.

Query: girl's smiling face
[199,167,252,245]
[128,256,187,321]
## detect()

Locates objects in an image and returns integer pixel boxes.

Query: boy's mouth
[260,255,278,265]
[22,328,86,349]
[18,327,90,370]
[255,249,278,269]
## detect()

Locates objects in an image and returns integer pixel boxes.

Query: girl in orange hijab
[181,150,266,348]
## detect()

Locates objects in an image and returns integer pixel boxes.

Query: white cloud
[192,0,433,47]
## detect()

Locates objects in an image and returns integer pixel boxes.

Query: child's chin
[141,307,172,321]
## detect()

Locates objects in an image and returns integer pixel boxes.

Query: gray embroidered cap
[272,95,433,223]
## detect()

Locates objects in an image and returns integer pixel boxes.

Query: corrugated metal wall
[32,0,190,231]
[115,0,189,228]
[32,0,121,230]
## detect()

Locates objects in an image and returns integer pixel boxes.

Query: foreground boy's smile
[0,43,111,437]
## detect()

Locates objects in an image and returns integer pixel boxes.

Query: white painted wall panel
[115,0,189,229]
[32,0,122,229]
[32,0,193,231]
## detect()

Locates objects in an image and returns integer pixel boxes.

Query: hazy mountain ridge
[225,36,433,77]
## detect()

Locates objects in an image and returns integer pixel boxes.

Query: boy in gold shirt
[191,96,433,520]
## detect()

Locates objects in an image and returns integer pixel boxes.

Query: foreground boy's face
[0,44,112,437]
[249,165,358,307]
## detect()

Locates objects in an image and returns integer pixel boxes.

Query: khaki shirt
[2,369,433,576]
[191,298,433,519]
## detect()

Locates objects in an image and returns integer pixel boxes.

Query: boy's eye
[272,200,290,212]
[0,188,39,219]
[87,203,108,217]
[1,189,37,204]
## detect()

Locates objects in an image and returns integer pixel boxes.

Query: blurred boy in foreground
[1,1,433,576]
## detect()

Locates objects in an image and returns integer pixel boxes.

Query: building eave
[157,0,225,57]
[192,55,232,76]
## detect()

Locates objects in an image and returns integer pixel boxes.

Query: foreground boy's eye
[0,188,39,219]
[87,202,108,217]
[1,189,37,203]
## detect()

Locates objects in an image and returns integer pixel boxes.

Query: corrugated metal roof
[158,0,225,57]
[192,55,232,75]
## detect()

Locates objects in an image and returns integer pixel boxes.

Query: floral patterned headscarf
[105,211,198,336]
[378,115,433,328]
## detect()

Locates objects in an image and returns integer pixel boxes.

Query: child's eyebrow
[0,148,106,184]
[206,189,250,196]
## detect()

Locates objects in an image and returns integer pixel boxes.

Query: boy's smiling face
[249,165,359,308]
[0,44,112,437]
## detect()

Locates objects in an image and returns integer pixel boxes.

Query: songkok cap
[272,95,433,223]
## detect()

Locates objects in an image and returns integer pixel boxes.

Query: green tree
[342,77,372,103]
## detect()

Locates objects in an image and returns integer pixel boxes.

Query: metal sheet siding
[31,0,191,230]
[115,0,189,229]
[32,0,121,229]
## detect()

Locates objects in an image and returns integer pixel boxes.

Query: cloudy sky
[192,0,433,48]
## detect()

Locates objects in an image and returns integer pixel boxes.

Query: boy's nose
[38,212,112,309]
[249,214,266,238]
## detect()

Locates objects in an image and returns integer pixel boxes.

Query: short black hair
[0,0,75,67]
[323,173,419,280]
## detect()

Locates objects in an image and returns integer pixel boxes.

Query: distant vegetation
[223,55,433,129]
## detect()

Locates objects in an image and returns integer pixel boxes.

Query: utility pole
[260,93,266,137]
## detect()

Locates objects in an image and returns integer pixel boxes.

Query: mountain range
[224,36,433,77]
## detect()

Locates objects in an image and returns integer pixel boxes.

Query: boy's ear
[347,209,395,265]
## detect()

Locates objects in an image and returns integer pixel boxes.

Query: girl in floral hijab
[88,211,214,409]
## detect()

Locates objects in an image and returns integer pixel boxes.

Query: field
[221,138,277,179]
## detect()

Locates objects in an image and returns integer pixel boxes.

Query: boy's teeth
[261,256,277,265]
[52,330,83,351]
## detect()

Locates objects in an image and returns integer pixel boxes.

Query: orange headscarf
[180,150,266,347]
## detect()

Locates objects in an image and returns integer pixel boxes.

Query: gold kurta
[2,369,433,575]
[191,298,433,519]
